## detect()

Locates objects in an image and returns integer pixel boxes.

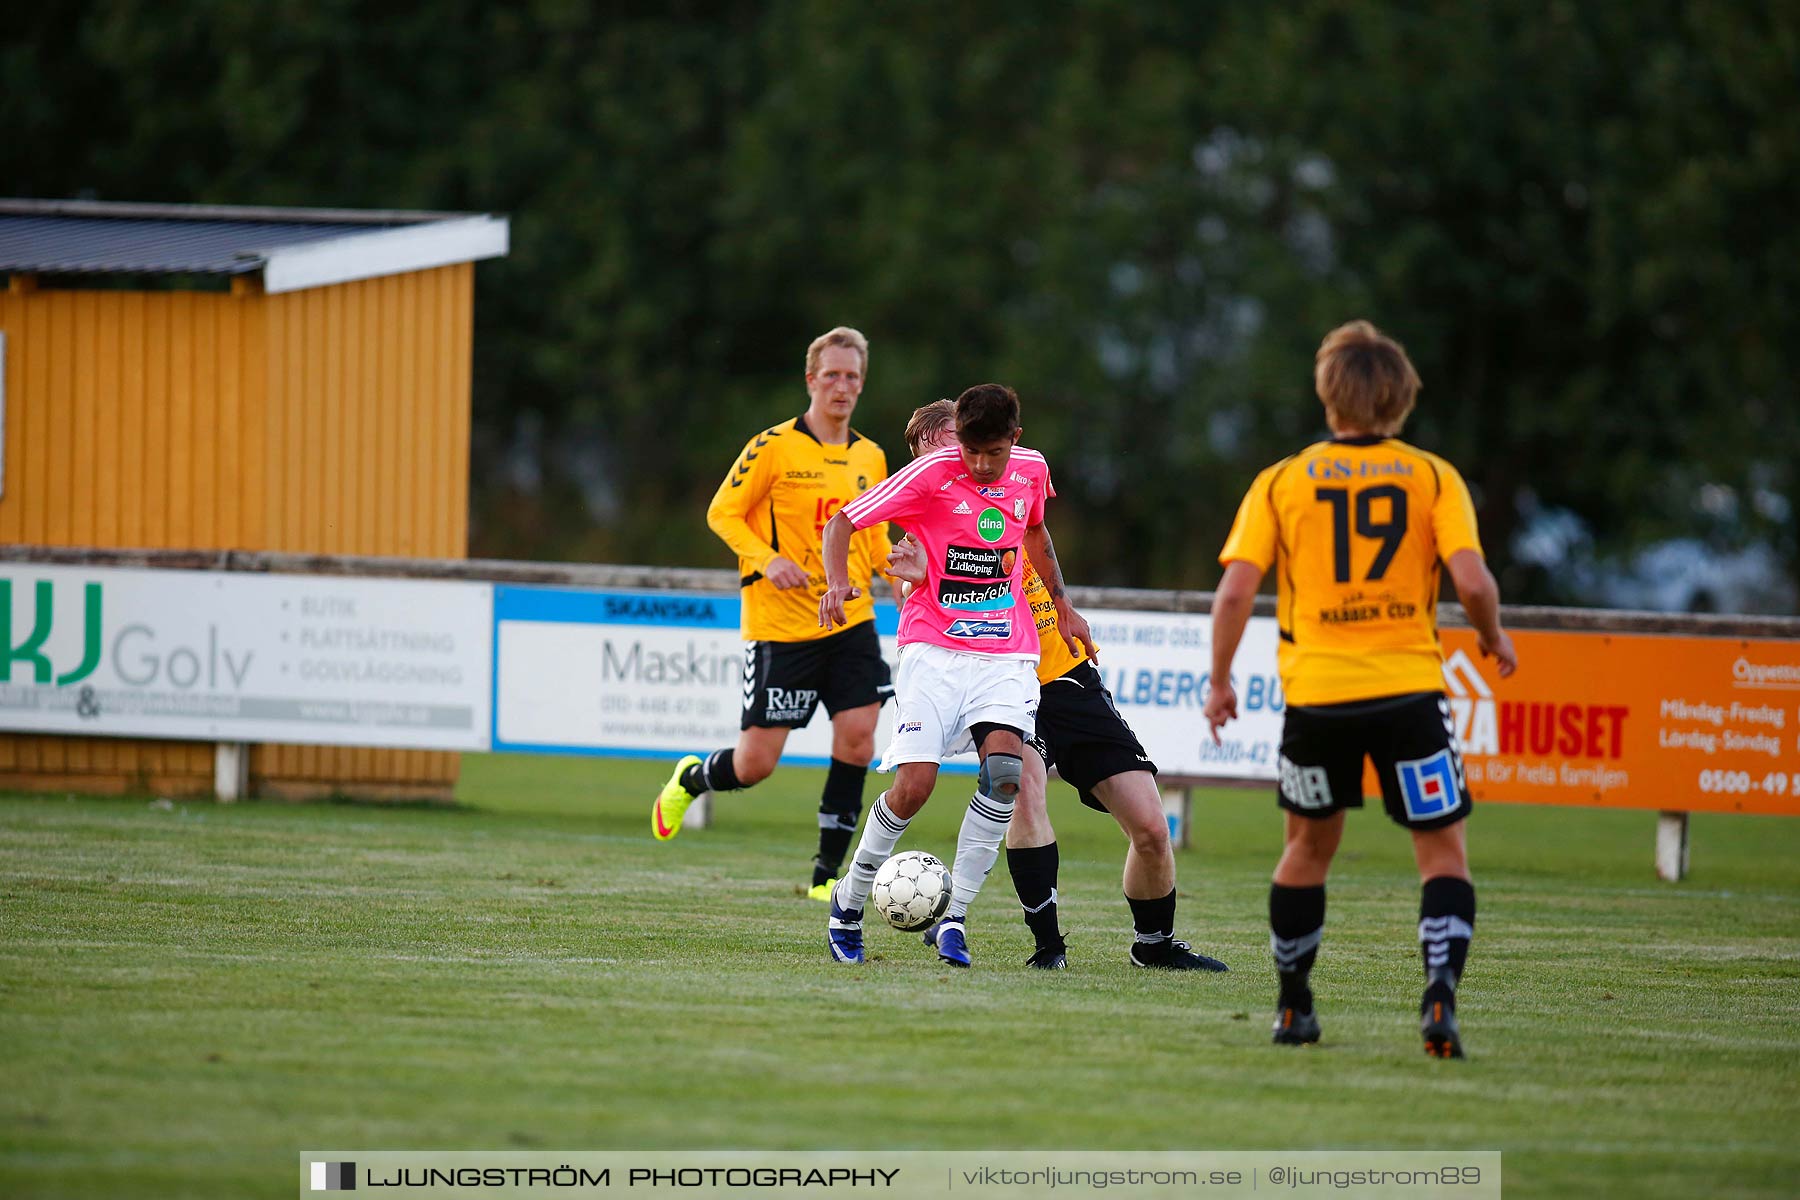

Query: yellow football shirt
[1219,436,1483,706]
[1023,560,1085,685]
[706,415,891,643]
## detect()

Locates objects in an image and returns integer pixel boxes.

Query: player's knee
[980,753,1024,801]
[886,782,929,819]
[733,750,779,786]
[1127,814,1170,860]
[833,736,875,766]
[1278,831,1336,878]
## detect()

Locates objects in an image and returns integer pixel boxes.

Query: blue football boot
[923,917,971,968]
[826,882,864,964]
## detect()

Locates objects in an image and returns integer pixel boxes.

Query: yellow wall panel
[0,264,475,800]
[117,294,146,547]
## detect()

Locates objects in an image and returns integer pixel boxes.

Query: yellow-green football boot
[651,755,703,841]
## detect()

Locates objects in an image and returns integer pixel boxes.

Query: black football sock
[1270,883,1326,1013]
[1128,888,1177,945]
[813,758,867,887]
[1419,876,1476,1011]
[1006,842,1062,948]
[681,749,743,796]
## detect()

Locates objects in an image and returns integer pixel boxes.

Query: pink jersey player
[815,383,1095,970]
[837,444,1051,659]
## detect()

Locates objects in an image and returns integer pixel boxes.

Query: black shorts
[1027,661,1158,812]
[741,621,893,730]
[1276,691,1471,830]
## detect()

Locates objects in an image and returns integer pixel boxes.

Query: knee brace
[978,753,1024,800]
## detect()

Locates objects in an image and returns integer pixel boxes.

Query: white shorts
[878,643,1039,772]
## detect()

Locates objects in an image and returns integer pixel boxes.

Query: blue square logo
[1397,748,1459,820]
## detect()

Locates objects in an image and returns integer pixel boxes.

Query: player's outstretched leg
[932,754,1021,967]
[1007,749,1065,968]
[1419,876,1475,1058]
[1269,882,1326,1044]
[810,758,867,901]
[651,754,704,841]
[1094,772,1226,971]
[1008,842,1065,969]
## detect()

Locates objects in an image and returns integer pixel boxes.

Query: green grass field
[2,754,1797,1198]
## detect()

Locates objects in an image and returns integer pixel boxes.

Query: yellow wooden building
[0,199,508,799]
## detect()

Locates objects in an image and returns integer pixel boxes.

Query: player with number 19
[1205,320,1518,1058]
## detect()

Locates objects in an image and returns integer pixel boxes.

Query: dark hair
[954,384,1020,444]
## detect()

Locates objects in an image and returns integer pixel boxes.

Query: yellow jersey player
[893,400,1226,972]
[652,327,894,900]
[1206,320,1517,1058]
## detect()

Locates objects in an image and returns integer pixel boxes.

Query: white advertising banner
[0,565,492,749]
[491,585,909,767]
[1085,608,1287,781]
[493,584,1288,782]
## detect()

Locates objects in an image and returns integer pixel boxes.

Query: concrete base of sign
[214,742,248,803]
[685,790,712,830]
[1655,810,1689,881]
[1161,786,1191,850]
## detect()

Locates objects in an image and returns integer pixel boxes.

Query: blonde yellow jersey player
[1205,320,1518,1058]
[889,400,1226,972]
[652,327,895,900]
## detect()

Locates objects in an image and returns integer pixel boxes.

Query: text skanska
[603,597,722,624]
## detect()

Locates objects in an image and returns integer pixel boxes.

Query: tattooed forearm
[1027,524,1068,601]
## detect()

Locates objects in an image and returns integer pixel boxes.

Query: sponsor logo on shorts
[945,618,1013,640]
[1278,754,1334,810]
[944,544,1005,579]
[764,686,819,723]
[976,507,1006,543]
[938,579,1013,612]
[1397,747,1462,820]
[978,485,1006,498]
[898,721,923,734]
[953,500,973,514]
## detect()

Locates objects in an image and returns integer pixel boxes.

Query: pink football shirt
[840,445,1053,660]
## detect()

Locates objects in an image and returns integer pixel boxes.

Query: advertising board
[0,565,492,749]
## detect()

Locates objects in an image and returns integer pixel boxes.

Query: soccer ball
[870,850,952,933]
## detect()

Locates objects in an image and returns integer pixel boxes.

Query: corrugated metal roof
[0,199,509,291]
[0,213,399,275]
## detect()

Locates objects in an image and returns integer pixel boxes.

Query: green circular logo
[976,507,1006,543]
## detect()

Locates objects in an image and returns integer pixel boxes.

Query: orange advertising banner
[1423,629,1800,815]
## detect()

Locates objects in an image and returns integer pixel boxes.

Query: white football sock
[840,793,908,911]
[948,789,1014,920]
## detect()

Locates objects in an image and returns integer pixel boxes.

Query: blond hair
[1314,320,1420,435]
[805,326,869,376]
[904,399,956,457]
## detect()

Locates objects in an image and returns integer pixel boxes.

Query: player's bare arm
[1024,521,1097,662]
[1205,559,1264,742]
[817,510,862,628]
[1446,549,1518,677]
